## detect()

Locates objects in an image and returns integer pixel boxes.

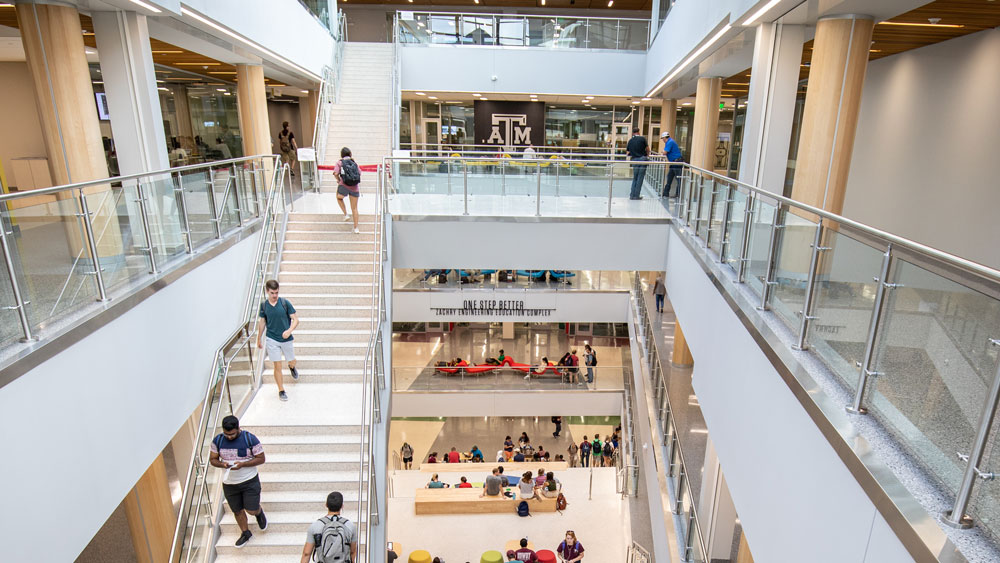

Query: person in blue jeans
[626,127,649,200]
[660,131,684,197]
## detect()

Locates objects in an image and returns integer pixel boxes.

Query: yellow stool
[408,549,432,563]
[481,550,503,563]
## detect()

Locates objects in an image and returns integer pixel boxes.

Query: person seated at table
[517,471,539,501]
[457,476,473,488]
[427,451,438,463]
[521,441,535,459]
[504,435,515,460]
[481,467,504,497]
[541,471,562,498]
[426,473,449,488]
[513,450,526,462]
[514,538,539,562]
[469,445,484,462]
[534,468,547,488]
[535,445,550,461]
[518,432,530,450]
[446,447,461,464]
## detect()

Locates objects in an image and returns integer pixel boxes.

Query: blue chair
[550,270,576,282]
[517,270,547,280]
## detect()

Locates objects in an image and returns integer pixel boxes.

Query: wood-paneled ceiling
[343,0,652,10]
[0,7,288,87]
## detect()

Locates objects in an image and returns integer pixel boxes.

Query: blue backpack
[517,501,530,517]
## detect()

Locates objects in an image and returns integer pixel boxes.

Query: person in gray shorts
[257,279,299,401]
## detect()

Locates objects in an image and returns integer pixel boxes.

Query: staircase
[323,42,394,183]
[214,213,376,562]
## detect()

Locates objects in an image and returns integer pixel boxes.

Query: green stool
[408,550,431,563]
[481,550,503,563]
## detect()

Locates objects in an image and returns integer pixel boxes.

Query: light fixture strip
[742,0,780,27]
[650,24,732,96]
[180,7,321,82]
[878,21,964,29]
[128,0,162,13]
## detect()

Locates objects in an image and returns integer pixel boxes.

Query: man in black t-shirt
[626,127,650,199]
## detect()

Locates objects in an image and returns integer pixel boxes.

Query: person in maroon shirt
[556,530,585,562]
[514,538,538,562]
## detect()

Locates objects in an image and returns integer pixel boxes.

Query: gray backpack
[313,516,351,563]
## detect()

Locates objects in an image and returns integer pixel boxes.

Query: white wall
[0,233,260,561]
[0,62,47,188]
[401,46,647,96]
[391,219,670,271]
[843,29,1000,271]
[181,0,335,77]
[663,228,918,562]
[393,289,631,322]
[393,390,622,417]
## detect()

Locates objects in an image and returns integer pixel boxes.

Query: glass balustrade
[394,269,634,291]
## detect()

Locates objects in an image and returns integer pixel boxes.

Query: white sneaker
[343,214,351,222]
[524,374,530,380]
[353,227,360,234]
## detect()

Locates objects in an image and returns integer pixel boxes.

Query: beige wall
[0,61,47,188]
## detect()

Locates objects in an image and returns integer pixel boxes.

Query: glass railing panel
[869,260,1000,494]
[695,179,713,241]
[179,469,213,563]
[97,182,157,291]
[586,19,618,49]
[141,174,187,266]
[395,269,634,291]
[178,169,216,249]
[0,252,21,346]
[212,165,240,234]
[459,14,496,45]
[2,191,100,331]
[745,199,775,297]
[497,16,526,46]
[226,339,255,414]
[770,212,819,330]
[708,184,728,257]
[808,230,883,391]
[619,19,649,50]
[722,189,747,270]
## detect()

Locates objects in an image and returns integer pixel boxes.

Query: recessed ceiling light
[529,94,537,98]
[224,92,231,96]
[128,0,162,13]
[301,90,309,94]
[216,88,227,92]
[682,102,692,106]
[541,0,546,4]
[481,97,489,101]
[472,93,481,97]
[415,92,426,96]
[428,96,438,100]
[641,97,651,101]
[153,50,183,54]
[158,87,169,91]
[607,0,614,6]
[586,96,594,100]
[581,99,589,103]
[176,62,221,66]
[631,100,640,105]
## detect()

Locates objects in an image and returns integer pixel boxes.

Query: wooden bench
[414,488,558,515]
[419,461,568,472]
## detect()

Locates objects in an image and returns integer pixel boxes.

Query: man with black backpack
[257,279,299,401]
[301,491,357,563]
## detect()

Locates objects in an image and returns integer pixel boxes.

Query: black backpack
[517,501,530,517]
[313,515,351,562]
[590,351,597,366]
[603,442,614,457]
[339,158,361,186]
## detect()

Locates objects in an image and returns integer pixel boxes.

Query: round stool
[480,550,504,563]
[536,549,557,563]
[408,549,432,563]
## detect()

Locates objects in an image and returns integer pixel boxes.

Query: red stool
[536,549,556,563]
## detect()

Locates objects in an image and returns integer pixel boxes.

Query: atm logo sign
[474,101,544,148]
[485,114,532,146]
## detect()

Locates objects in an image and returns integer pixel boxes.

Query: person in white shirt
[522,145,536,159]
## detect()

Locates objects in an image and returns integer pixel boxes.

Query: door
[421,118,442,156]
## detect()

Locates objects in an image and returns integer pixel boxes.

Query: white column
[93,10,169,174]
[737,23,804,190]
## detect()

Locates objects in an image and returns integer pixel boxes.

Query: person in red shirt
[457,476,472,488]
[427,452,438,463]
[514,538,538,562]
[447,447,461,464]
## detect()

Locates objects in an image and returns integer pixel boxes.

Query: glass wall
[300,0,337,34]
[159,84,243,165]
[546,106,614,149]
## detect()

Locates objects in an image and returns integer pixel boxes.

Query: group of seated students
[424,465,561,501]
[501,432,560,463]
[421,270,577,284]
[435,349,584,384]
[425,445,486,464]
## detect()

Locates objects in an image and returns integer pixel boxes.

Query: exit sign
[719,102,725,109]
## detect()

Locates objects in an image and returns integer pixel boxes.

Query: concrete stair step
[290,342,370,352]
[220,509,363,535]
[293,331,371,343]
[263,436,365,454]
[283,231,376,241]
[252,424,362,436]
[279,295,373,306]
[292,319,373,331]
[215,531,366,556]
[248,470,360,491]
[262,371,363,383]
[289,214,375,221]
[279,261,372,272]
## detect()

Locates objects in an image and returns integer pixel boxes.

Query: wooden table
[414,488,558,515]
[419,461,568,472]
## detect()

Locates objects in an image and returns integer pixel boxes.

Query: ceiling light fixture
[878,21,964,29]
[415,92,426,96]
[480,97,489,101]
[586,96,594,100]
[180,7,320,81]
[175,62,221,66]
[631,100,640,105]
[641,97,651,101]
[742,0,779,27]
[682,102,692,106]
[428,96,438,99]
[128,0,162,13]
[608,1,614,7]
[152,50,183,54]
[541,0,546,4]
[216,88,227,92]
[649,24,732,96]
[301,90,309,94]
[472,93,481,97]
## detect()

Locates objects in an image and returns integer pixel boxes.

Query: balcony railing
[398,11,649,51]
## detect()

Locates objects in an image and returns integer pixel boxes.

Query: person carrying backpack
[301,491,357,563]
[591,435,603,467]
[333,147,362,234]
[579,435,591,468]
[278,121,298,175]
[257,279,299,402]
[583,345,597,386]
[556,530,585,562]
[603,440,615,467]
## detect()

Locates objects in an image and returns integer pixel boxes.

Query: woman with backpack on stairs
[333,147,363,234]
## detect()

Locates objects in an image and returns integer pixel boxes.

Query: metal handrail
[400,10,652,23]
[168,162,289,563]
[0,155,275,203]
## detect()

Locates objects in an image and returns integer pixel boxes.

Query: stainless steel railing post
[0,223,35,341]
[847,245,894,415]
[77,188,110,301]
[535,162,542,217]
[607,162,614,218]
[673,469,686,514]
[793,220,828,351]
[232,165,245,225]
[737,193,755,283]
[174,172,194,254]
[757,203,785,310]
[135,179,159,274]
[463,163,469,216]
[942,341,1000,529]
[500,158,506,196]
[718,183,734,262]
[555,161,561,196]
[684,507,697,562]
[207,167,223,238]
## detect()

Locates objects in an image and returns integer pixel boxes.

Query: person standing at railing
[209,415,267,548]
[627,127,650,200]
[257,279,300,402]
[660,132,683,198]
